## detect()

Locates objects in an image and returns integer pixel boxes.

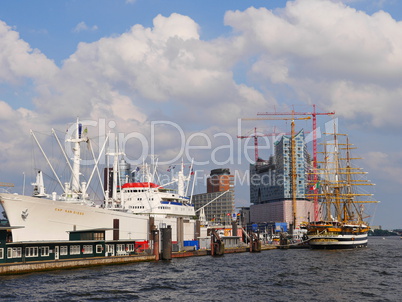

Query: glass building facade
[250,130,311,204]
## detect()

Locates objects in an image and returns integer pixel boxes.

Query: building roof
[0,226,24,230]
[66,228,116,233]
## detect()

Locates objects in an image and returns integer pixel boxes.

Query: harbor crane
[257,105,335,221]
[242,115,311,233]
[0,182,14,187]
[237,127,272,162]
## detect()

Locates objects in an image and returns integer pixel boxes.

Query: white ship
[0,119,197,243]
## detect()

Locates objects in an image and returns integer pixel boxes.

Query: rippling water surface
[0,237,400,301]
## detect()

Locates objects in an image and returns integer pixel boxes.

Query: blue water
[0,237,400,301]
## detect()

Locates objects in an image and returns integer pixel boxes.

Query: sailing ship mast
[307,128,377,225]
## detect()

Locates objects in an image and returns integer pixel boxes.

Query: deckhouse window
[126,244,134,252]
[83,245,93,254]
[8,247,22,258]
[60,246,68,255]
[94,232,104,240]
[70,245,80,255]
[25,247,39,257]
[40,246,50,257]
[116,244,125,252]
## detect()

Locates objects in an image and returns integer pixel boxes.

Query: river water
[0,237,400,301]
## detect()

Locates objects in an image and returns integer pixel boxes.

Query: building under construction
[249,129,314,229]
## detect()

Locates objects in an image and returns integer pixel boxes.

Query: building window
[16,248,22,258]
[60,246,68,255]
[116,244,125,253]
[126,244,134,252]
[40,246,50,257]
[70,245,81,255]
[82,245,93,254]
[106,244,114,254]
[96,244,103,254]
[94,232,104,240]
[8,247,22,258]
[25,247,39,257]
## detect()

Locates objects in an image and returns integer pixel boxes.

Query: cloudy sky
[0,0,401,229]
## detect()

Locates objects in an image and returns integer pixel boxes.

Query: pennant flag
[167,165,176,172]
[312,181,320,190]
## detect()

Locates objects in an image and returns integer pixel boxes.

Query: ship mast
[177,160,185,197]
[332,130,342,222]
[106,137,125,206]
[307,125,378,225]
[65,118,89,195]
[290,117,297,231]
[323,141,331,221]
[344,135,353,223]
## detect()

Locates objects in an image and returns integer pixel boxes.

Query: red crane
[257,105,335,221]
[242,116,311,230]
[237,127,272,162]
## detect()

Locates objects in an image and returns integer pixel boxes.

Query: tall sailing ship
[304,128,378,249]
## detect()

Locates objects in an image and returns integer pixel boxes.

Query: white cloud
[0,21,58,84]
[363,151,402,186]
[30,13,271,130]
[73,21,98,33]
[1,1,401,194]
[224,0,402,126]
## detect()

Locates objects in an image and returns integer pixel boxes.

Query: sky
[0,0,401,229]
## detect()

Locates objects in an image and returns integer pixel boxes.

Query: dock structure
[0,244,278,275]
[0,226,276,275]
[0,254,156,275]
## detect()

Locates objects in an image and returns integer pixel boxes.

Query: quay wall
[0,255,155,275]
[0,244,277,275]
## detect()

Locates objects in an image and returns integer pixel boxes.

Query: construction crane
[0,182,14,187]
[242,115,311,233]
[237,127,273,162]
[257,105,335,221]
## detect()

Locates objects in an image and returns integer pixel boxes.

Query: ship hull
[306,222,369,249]
[308,233,368,249]
[0,193,194,242]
